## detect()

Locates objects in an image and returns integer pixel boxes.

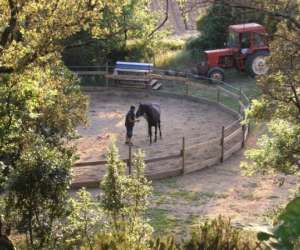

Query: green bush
[149,236,178,250]
[183,216,262,250]
[256,197,300,250]
[157,39,185,51]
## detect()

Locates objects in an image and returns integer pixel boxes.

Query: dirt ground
[84,132,299,235]
[144,132,299,235]
[74,89,236,163]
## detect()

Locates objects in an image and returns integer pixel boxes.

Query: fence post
[220,126,225,162]
[248,122,250,136]
[185,80,189,96]
[239,86,242,99]
[242,124,246,148]
[217,87,220,103]
[128,145,132,175]
[241,112,246,148]
[105,62,109,88]
[181,137,185,174]
[239,87,242,114]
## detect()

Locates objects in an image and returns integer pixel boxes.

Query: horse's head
[136,104,144,118]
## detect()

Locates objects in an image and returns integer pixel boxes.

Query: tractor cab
[198,23,270,81]
[227,23,268,52]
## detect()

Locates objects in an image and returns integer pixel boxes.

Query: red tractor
[198,23,270,81]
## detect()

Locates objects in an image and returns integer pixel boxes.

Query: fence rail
[71,66,250,189]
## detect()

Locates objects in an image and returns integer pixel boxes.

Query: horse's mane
[139,103,160,124]
[140,103,160,113]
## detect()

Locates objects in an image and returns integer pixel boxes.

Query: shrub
[183,216,263,250]
[256,197,300,250]
[100,144,153,250]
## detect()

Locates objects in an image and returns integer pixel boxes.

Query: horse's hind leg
[148,125,152,144]
[158,121,162,139]
[154,125,157,142]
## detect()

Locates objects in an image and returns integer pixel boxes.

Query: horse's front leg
[154,125,157,142]
[148,125,152,144]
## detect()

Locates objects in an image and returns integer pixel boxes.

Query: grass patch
[157,38,186,51]
[152,191,167,205]
[224,69,260,100]
[158,176,178,189]
[147,208,180,233]
[197,191,228,201]
[167,190,228,203]
[185,214,203,227]
[155,49,202,71]
[168,190,199,202]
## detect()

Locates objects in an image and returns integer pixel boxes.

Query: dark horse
[136,103,162,144]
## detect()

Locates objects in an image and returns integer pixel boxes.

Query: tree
[222,0,300,175]
[6,138,72,249]
[52,188,102,250]
[100,143,153,250]
[176,0,189,30]
[63,0,162,65]
[0,1,124,248]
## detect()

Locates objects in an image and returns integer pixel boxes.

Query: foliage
[99,143,153,250]
[183,216,262,250]
[0,65,87,249]
[241,1,300,175]
[62,0,161,66]
[249,197,300,250]
[242,119,300,175]
[155,49,202,71]
[52,188,102,250]
[149,236,178,250]
[91,216,262,250]
[0,0,107,248]
[175,0,189,30]
[62,31,103,66]
[6,137,72,249]
[231,0,300,248]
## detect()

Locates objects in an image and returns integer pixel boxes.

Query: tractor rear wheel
[245,50,270,77]
[208,67,225,82]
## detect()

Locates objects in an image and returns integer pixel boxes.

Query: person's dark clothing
[126,127,133,138]
[125,110,135,138]
[125,110,135,128]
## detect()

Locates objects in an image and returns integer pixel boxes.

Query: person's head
[130,106,135,111]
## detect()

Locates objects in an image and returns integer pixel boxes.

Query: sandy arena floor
[74,89,236,163]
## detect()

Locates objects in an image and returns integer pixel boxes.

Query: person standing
[125,106,138,145]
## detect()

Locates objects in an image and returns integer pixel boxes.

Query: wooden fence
[70,67,250,188]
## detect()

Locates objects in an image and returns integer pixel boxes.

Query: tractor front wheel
[246,50,270,77]
[208,67,225,82]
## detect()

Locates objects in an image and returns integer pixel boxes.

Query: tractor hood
[205,48,234,56]
[204,48,235,68]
